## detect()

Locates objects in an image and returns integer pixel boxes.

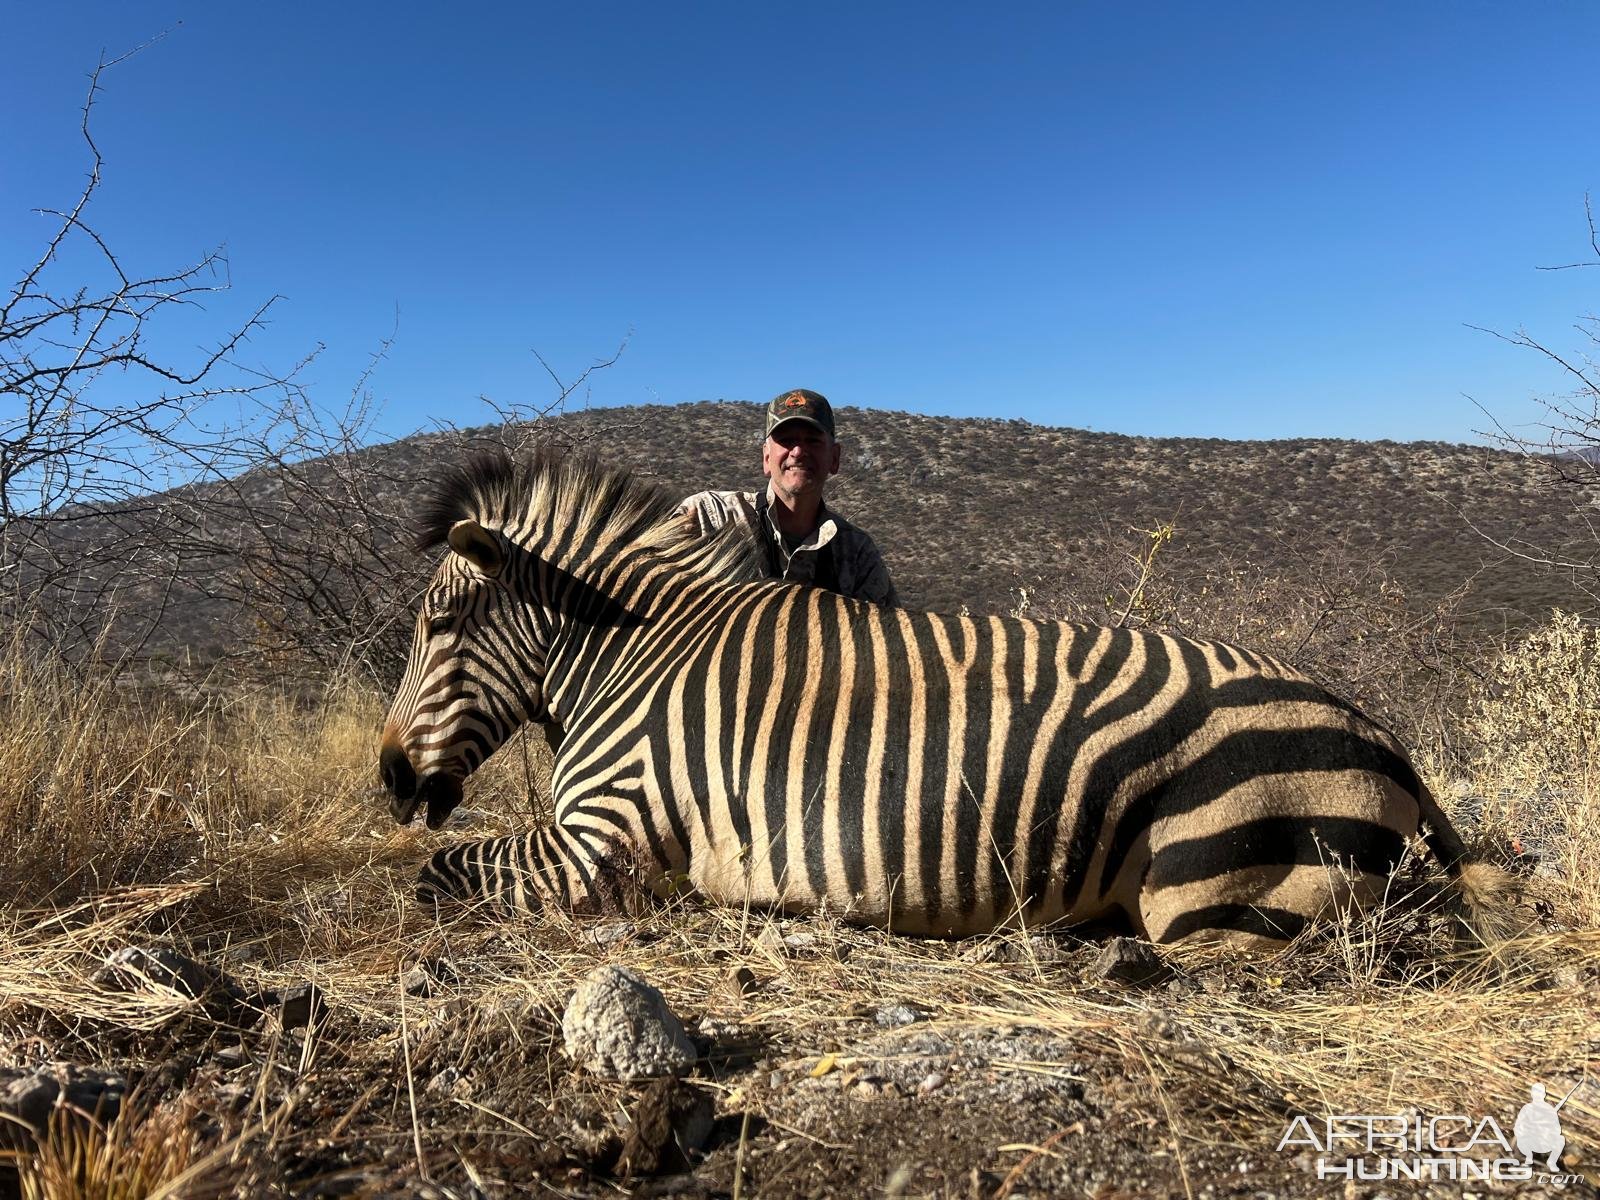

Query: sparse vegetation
[24,400,1600,687]
[2,522,1596,1197]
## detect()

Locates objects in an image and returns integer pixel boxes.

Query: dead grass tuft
[9,1092,230,1200]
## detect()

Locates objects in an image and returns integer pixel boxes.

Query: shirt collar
[759,486,838,550]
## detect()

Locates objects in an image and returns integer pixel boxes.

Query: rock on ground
[0,1063,128,1155]
[92,945,262,1022]
[1090,937,1173,988]
[561,966,698,1081]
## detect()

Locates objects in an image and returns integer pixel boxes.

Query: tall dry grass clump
[0,634,395,908]
[1458,609,1600,929]
[9,1094,242,1200]
[0,637,206,902]
[1467,609,1598,788]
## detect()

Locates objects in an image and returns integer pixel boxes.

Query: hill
[556,401,1590,626]
[17,400,1596,677]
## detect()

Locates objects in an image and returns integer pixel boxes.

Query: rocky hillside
[542,401,1591,627]
[22,400,1597,673]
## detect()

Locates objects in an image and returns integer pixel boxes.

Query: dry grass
[12,1092,238,1200]
[1458,610,1600,934]
[2,619,1597,1197]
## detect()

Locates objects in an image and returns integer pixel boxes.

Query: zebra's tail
[1414,781,1520,947]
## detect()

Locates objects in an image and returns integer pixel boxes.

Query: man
[681,389,897,606]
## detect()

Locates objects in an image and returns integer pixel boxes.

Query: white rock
[875,1003,923,1027]
[585,920,635,948]
[561,966,697,1080]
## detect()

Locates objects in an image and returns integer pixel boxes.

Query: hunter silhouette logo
[1515,1081,1576,1170]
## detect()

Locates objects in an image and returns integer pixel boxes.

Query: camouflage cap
[765,388,835,439]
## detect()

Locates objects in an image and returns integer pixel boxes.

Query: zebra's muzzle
[381,744,417,802]
[380,744,463,830]
[387,780,463,829]
[420,772,463,830]
[389,791,421,826]
[396,772,463,830]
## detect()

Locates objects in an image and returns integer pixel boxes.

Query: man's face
[762,420,841,503]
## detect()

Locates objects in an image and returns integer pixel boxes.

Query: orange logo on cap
[782,391,810,408]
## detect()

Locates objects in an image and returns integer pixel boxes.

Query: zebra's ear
[447,519,506,577]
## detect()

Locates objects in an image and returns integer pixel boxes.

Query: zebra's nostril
[380,744,417,800]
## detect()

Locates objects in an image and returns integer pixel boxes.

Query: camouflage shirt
[679,488,898,607]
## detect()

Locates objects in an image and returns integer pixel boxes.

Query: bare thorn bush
[1472,195,1600,607]
[1019,523,1479,751]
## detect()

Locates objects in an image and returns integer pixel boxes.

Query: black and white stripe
[378,450,1484,947]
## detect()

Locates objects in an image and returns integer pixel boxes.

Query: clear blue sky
[6,2,1597,443]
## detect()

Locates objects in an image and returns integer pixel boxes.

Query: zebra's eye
[426,614,454,637]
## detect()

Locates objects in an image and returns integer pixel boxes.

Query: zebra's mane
[416,446,767,586]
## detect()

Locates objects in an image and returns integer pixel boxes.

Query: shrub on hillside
[1017,523,1480,752]
[1467,609,1599,787]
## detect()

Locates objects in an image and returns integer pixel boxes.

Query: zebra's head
[381,510,552,830]
[379,447,764,830]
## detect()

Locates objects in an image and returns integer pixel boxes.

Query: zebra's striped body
[379,451,1482,946]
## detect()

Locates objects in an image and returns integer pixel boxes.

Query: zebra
[378,449,1496,948]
